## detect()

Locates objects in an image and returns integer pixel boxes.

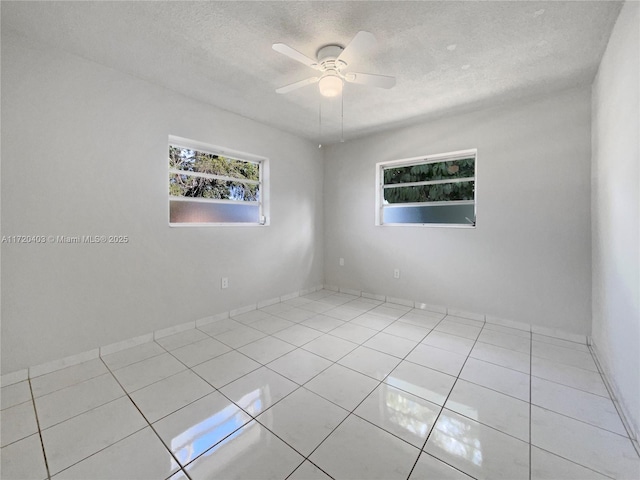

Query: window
[168,136,266,226]
[376,149,476,227]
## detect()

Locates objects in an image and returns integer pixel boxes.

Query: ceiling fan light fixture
[318,74,343,97]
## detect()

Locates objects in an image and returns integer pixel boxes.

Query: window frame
[168,135,268,227]
[375,148,477,228]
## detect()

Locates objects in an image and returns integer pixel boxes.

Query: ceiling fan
[273,31,396,97]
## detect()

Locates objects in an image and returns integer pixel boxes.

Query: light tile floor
[2,290,639,479]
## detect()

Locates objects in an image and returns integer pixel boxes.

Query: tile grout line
[462,348,531,376]
[103,347,167,376]
[284,459,335,480]
[379,314,464,480]
[262,306,451,479]
[201,296,630,478]
[530,352,603,375]
[406,317,487,480]
[14,292,606,479]
[530,446,617,480]
[27,363,108,400]
[97,356,194,480]
[528,372,612,400]
[15,300,473,473]
[531,403,633,437]
[106,341,193,398]
[19,307,464,480]
[529,334,626,477]
[2,296,401,476]
[48,427,153,479]
[172,341,338,474]
[27,378,52,480]
[175,326,378,480]
[587,342,640,457]
[165,310,363,474]
[170,297,378,399]
[3,295,544,478]
[350,309,492,479]
[468,337,613,399]
[403,342,638,447]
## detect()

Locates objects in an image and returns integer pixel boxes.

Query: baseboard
[362,291,386,301]
[0,283,324,386]
[415,302,447,314]
[0,369,29,387]
[386,296,415,308]
[196,311,230,328]
[325,286,488,322]
[100,333,154,357]
[531,325,587,344]
[339,287,361,296]
[257,296,280,309]
[483,315,530,332]
[589,340,640,454]
[29,348,100,378]
[1,283,589,386]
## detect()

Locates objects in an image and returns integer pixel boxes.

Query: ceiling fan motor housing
[316,45,346,71]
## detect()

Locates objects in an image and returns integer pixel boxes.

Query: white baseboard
[362,291,386,301]
[339,287,361,296]
[29,348,99,378]
[280,291,299,301]
[257,297,280,309]
[589,340,640,454]
[531,325,587,344]
[100,333,154,357]
[196,311,229,328]
[386,296,414,307]
[447,308,485,322]
[415,302,447,314]
[1,285,325,383]
[1,283,593,391]
[1,369,29,387]
[485,315,531,332]
[229,303,257,317]
[154,321,196,340]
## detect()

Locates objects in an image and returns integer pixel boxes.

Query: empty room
[1,1,638,479]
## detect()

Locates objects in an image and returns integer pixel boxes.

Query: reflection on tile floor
[2,290,639,479]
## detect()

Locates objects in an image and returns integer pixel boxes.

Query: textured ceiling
[2,1,622,143]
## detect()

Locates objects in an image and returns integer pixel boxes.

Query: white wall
[591,1,640,439]
[324,86,592,334]
[1,34,324,374]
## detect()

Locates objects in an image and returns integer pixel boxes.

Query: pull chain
[341,87,344,143]
[318,98,322,148]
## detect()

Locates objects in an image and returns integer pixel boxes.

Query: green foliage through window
[383,157,474,204]
[384,181,475,203]
[378,151,477,226]
[383,158,474,185]
[169,146,259,201]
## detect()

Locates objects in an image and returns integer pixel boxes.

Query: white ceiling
[2,1,622,143]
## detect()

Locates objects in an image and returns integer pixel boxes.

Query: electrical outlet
[221,277,229,289]
[393,268,400,279]
[339,257,345,266]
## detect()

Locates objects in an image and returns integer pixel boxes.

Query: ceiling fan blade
[336,31,377,66]
[272,43,320,70]
[345,72,396,89]
[276,76,320,94]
